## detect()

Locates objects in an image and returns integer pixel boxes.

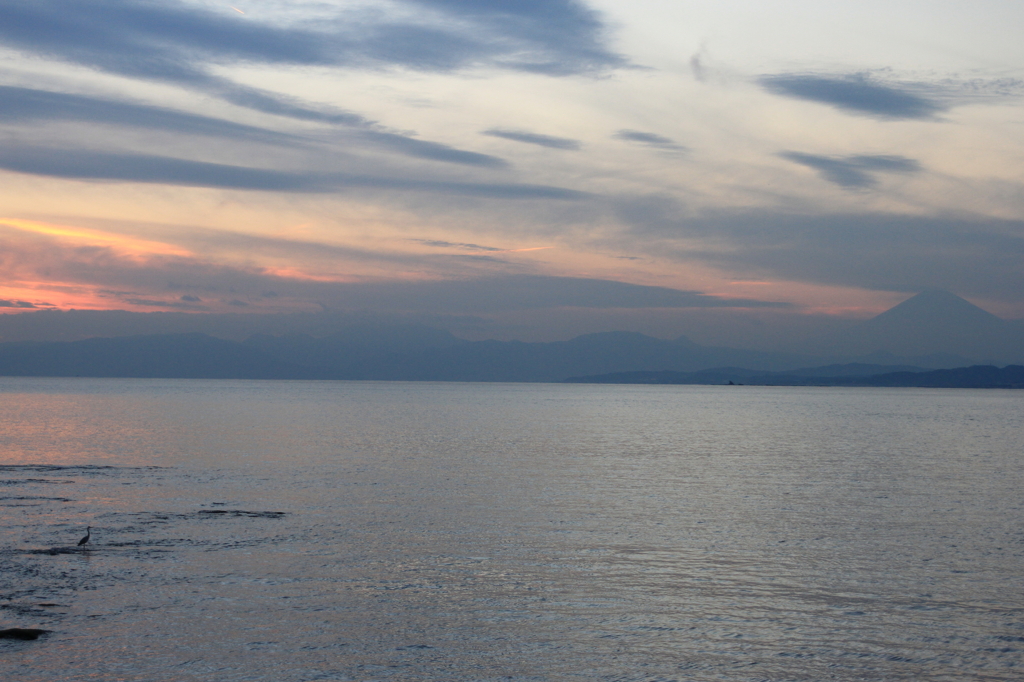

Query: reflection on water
[1,379,1022,680]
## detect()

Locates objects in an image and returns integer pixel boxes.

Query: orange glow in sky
[0,218,194,258]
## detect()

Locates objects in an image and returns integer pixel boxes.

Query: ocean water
[1,379,1022,682]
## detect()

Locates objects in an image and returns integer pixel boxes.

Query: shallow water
[1,379,1022,681]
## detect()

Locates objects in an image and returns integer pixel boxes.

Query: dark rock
[197,510,285,518]
[0,628,50,640]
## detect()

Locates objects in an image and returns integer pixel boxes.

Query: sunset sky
[1,0,1022,341]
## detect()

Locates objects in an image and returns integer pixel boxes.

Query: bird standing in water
[78,526,91,546]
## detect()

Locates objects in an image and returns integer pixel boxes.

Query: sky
[1,0,1022,343]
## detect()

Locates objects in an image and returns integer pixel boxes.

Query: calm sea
[1,379,1022,681]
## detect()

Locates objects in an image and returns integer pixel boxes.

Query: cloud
[689,53,707,83]
[361,131,508,167]
[123,297,209,310]
[0,0,625,124]
[0,145,587,199]
[614,197,1024,300]
[758,73,945,120]
[444,254,512,264]
[0,145,321,191]
[0,218,562,315]
[779,152,922,188]
[397,275,789,311]
[0,1,632,195]
[268,272,792,313]
[0,0,364,124]
[693,215,1024,299]
[0,226,791,315]
[404,0,627,75]
[413,239,505,252]
[0,85,514,169]
[0,216,535,306]
[482,129,581,150]
[0,299,38,308]
[614,129,687,151]
[0,85,304,146]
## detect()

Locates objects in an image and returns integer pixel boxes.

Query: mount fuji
[821,289,1023,365]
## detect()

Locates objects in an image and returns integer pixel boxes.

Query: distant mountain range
[0,290,1020,384]
[0,330,817,381]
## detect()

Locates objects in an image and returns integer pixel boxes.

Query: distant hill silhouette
[241,330,824,381]
[0,328,1012,386]
[0,330,827,381]
[565,364,1024,388]
[0,333,318,379]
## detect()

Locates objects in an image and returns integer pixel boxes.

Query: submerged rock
[197,510,285,518]
[0,628,50,640]
[22,547,89,555]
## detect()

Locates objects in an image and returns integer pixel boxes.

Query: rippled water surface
[1,379,1022,681]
